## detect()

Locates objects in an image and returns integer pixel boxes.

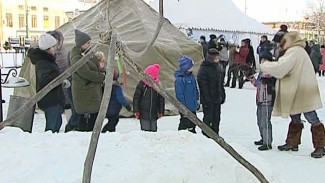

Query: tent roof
[150,0,275,34]
[16,0,203,116]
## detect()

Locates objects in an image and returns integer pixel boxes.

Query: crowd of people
[198,24,325,158]
[27,24,325,159]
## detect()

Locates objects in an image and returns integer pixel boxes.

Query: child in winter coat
[102,70,132,133]
[174,55,199,133]
[94,51,105,71]
[133,64,165,132]
[248,50,276,151]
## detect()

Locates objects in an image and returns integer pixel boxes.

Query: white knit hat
[39,33,57,50]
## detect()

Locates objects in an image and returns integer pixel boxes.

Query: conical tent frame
[0,0,270,183]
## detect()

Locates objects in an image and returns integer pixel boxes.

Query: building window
[31,6,37,11]
[43,16,49,28]
[19,14,25,28]
[43,7,48,12]
[18,5,24,10]
[6,13,13,27]
[32,15,37,28]
[55,16,60,28]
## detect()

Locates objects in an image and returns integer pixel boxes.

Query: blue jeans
[290,111,320,125]
[256,104,273,145]
[43,103,64,133]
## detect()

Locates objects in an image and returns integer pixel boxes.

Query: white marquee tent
[150,0,276,61]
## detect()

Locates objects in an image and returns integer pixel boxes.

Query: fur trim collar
[281,32,306,51]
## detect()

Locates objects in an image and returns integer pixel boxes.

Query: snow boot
[311,123,325,158]
[258,144,272,151]
[254,139,263,146]
[278,121,303,151]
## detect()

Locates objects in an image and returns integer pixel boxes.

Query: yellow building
[0,0,80,47]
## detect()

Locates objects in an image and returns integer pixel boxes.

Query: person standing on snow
[319,45,325,76]
[102,70,132,133]
[197,48,225,136]
[217,38,229,83]
[70,29,105,132]
[208,34,217,49]
[260,32,325,158]
[226,40,249,89]
[200,35,208,59]
[257,35,271,60]
[28,33,65,133]
[310,42,322,73]
[174,55,199,133]
[248,50,276,151]
[133,64,165,132]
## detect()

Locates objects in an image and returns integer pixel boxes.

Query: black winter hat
[206,48,219,62]
[259,50,273,61]
[200,35,206,41]
[261,35,268,40]
[209,34,217,40]
[75,29,91,47]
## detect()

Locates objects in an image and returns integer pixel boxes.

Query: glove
[135,112,140,119]
[126,105,132,112]
[158,113,163,118]
[62,79,71,88]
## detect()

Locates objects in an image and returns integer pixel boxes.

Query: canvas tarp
[14,0,203,116]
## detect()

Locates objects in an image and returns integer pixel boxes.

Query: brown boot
[278,121,304,151]
[311,123,325,158]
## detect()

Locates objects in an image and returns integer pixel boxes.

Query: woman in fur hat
[260,32,325,158]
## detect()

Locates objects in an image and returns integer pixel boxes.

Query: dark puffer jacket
[197,61,225,105]
[133,81,165,120]
[28,48,65,109]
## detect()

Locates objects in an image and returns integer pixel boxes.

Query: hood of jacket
[281,32,306,51]
[27,47,56,65]
[174,70,192,78]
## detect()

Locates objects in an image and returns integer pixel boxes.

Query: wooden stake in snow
[82,33,116,183]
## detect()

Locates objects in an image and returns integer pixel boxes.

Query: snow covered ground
[1,70,325,183]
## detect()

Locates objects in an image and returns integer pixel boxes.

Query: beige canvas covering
[15,0,203,116]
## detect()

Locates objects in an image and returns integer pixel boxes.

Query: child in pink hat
[133,64,165,132]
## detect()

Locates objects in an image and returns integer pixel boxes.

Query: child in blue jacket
[102,70,131,132]
[174,55,199,133]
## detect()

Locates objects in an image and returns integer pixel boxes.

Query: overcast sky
[231,0,311,22]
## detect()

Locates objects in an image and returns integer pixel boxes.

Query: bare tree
[305,0,325,42]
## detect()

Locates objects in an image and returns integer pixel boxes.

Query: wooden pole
[82,34,116,183]
[121,53,270,183]
[0,44,98,130]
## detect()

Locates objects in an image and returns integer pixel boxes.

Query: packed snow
[1,68,325,183]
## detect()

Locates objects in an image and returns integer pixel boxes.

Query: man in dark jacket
[197,48,226,135]
[244,38,256,68]
[310,43,323,73]
[208,34,217,49]
[200,35,208,59]
[28,33,65,133]
[70,29,105,131]
[257,35,271,60]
